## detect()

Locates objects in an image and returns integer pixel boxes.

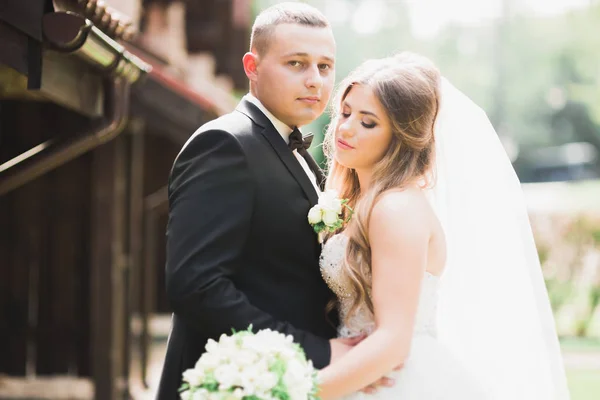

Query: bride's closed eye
[361,120,377,129]
[340,112,377,129]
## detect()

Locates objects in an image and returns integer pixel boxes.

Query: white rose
[240,366,261,396]
[191,389,210,400]
[229,348,258,367]
[255,371,278,392]
[307,205,323,224]
[180,390,192,400]
[250,330,292,356]
[319,189,337,201]
[196,352,220,370]
[318,190,339,208]
[218,334,237,350]
[241,335,271,356]
[284,359,308,384]
[284,359,313,400]
[322,209,338,227]
[289,388,311,400]
[331,198,343,214]
[214,363,239,390]
[208,392,223,400]
[205,338,219,353]
[182,368,205,386]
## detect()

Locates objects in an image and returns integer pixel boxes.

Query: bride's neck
[355,168,372,192]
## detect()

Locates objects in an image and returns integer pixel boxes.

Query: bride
[316,53,570,399]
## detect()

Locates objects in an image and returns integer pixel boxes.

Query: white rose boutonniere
[307,189,353,242]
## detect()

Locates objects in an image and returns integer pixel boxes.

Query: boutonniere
[307,190,353,242]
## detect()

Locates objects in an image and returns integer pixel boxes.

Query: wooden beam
[0,50,104,118]
[90,136,129,399]
[0,0,46,41]
[127,128,145,387]
[0,375,93,399]
[0,20,43,90]
[0,21,29,76]
[0,101,46,376]
[130,73,217,144]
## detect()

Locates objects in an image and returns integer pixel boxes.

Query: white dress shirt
[244,93,321,194]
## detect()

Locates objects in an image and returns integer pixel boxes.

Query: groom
[156,3,360,398]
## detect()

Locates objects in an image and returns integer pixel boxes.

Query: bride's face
[334,84,393,171]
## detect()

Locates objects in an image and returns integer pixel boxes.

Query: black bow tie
[288,128,313,155]
[287,127,325,190]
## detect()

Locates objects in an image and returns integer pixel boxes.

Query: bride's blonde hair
[323,52,441,322]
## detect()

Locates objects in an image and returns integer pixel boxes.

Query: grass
[567,369,600,400]
[561,337,600,399]
[560,337,600,351]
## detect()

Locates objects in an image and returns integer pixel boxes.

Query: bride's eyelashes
[362,121,377,129]
[340,112,377,129]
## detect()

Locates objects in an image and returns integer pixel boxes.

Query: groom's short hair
[250,2,330,56]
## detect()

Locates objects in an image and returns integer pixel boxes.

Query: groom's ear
[242,52,259,83]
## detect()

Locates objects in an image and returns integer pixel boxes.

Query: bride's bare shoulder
[370,188,432,235]
[373,187,429,215]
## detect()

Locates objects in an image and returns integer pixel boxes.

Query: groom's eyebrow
[283,52,335,63]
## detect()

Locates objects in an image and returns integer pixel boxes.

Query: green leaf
[344,204,354,223]
[269,357,287,376]
[272,385,291,400]
[178,383,190,393]
[313,221,326,234]
[201,372,219,392]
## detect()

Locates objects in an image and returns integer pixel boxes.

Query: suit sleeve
[165,128,331,368]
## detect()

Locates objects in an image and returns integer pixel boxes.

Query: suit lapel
[236,99,320,206]
[302,150,326,191]
[260,126,320,205]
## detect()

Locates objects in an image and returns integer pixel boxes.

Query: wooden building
[0,0,250,398]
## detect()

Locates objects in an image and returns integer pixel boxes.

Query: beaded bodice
[320,234,440,338]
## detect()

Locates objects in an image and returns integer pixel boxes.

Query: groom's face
[252,23,336,128]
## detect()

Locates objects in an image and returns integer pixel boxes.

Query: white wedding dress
[320,234,492,400]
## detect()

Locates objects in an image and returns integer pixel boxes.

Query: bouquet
[179,327,319,400]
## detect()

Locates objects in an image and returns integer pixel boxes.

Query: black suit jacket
[156,99,338,399]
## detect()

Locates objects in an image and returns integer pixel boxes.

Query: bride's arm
[317,190,431,400]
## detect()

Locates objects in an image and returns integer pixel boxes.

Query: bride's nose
[337,118,354,138]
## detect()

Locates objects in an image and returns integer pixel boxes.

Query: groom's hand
[329,335,399,394]
[328,335,400,394]
[329,335,365,362]
[360,364,402,394]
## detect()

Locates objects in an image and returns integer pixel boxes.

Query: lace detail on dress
[320,234,440,338]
